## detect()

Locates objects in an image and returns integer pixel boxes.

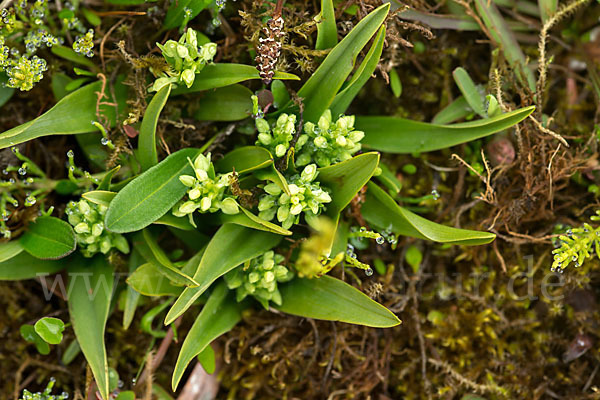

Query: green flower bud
[194,153,211,171]
[100,238,112,254]
[185,28,198,47]
[188,187,201,200]
[314,136,327,148]
[290,203,303,215]
[264,183,282,196]
[176,44,189,59]
[179,201,197,214]
[318,110,331,131]
[179,175,196,187]
[277,205,290,222]
[200,197,212,211]
[181,69,195,88]
[256,118,270,133]
[220,198,240,215]
[275,144,287,158]
[74,222,89,234]
[300,164,318,182]
[91,223,103,237]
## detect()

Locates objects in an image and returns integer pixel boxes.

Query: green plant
[0,0,94,91]
[551,210,600,271]
[18,378,69,400]
[0,1,537,398]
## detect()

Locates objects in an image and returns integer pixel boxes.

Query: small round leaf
[34,317,65,345]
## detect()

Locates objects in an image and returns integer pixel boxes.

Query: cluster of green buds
[551,212,600,272]
[255,113,296,158]
[19,378,68,400]
[173,153,240,223]
[3,54,47,91]
[151,28,217,92]
[224,251,294,308]
[295,110,364,167]
[0,0,92,91]
[258,164,331,229]
[72,29,94,57]
[66,199,129,257]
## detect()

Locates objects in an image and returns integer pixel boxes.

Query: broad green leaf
[362,183,495,245]
[0,251,63,280]
[20,216,76,260]
[0,81,122,149]
[34,317,65,345]
[197,345,216,374]
[356,106,535,153]
[194,84,253,121]
[294,3,390,121]
[330,25,386,116]
[275,275,401,328]
[105,148,200,233]
[215,146,272,174]
[83,190,117,207]
[68,256,114,400]
[316,0,338,50]
[127,263,184,297]
[123,249,143,329]
[172,281,243,389]
[139,84,172,171]
[318,152,380,215]
[171,64,299,96]
[165,225,280,324]
[217,206,292,236]
[431,96,472,125]
[163,0,212,29]
[0,240,24,262]
[453,67,485,117]
[141,229,198,286]
[474,0,536,91]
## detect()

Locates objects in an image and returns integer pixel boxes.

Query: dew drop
[359,227,366,232]
[431,189,440,200]
[365,268,373,276]
[67,150,74,158]
[376,235,385,245]
[18,167,26,175]
[100,137,109,145]
[24,195,36,206]
[8,178,15,184]
[550,267,556,272]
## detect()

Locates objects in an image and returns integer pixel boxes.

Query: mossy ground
[2,0,600,399]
